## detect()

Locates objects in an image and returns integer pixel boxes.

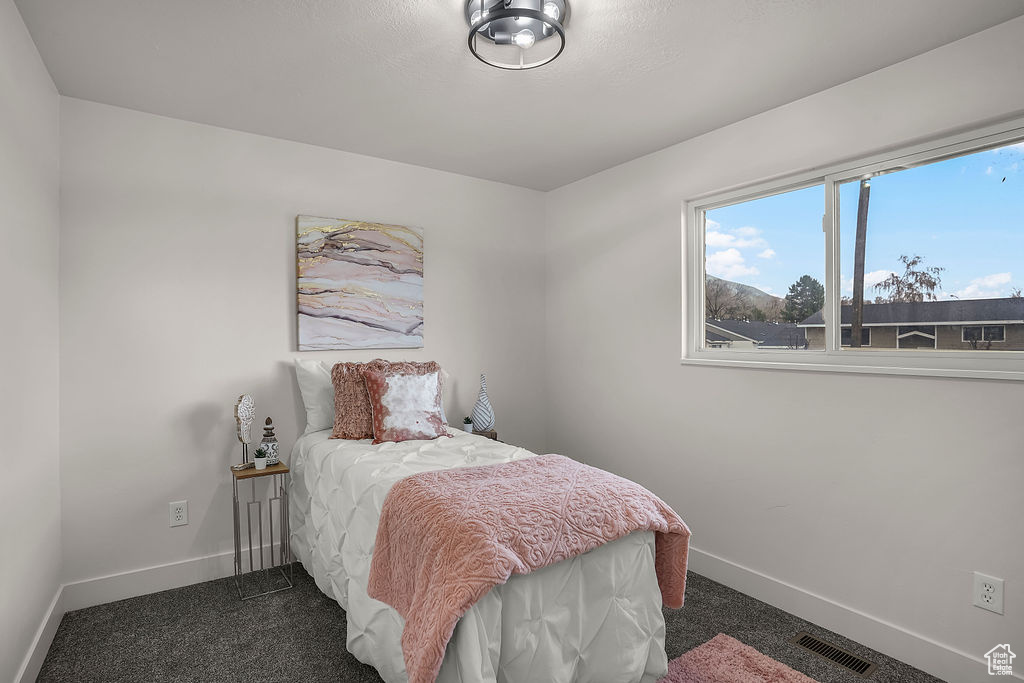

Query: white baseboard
[15,549,239,683]
[15,586,65,683]
[688,545,1023,683]
[61,548,238,612]
[19,545,1020,683]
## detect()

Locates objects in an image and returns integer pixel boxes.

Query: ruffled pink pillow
[361,362,449,444]
[329,359,390,440]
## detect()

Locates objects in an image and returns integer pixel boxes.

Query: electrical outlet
[169,500,188,527]
[973,572,1004,614]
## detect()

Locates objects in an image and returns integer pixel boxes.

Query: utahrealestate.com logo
[985,644,1015,676]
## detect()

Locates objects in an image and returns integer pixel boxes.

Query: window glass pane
[840,328,871,346]
[839,140,1024,352]
[703,185,823,351]
[897,325,937,349]
[984,325,1005,342]
[963,326,983,342]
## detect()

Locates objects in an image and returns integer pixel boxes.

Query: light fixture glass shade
[466,0,567,70]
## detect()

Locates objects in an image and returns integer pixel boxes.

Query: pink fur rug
[659,634,818,683]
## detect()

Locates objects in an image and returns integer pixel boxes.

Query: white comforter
[289,429,668,683]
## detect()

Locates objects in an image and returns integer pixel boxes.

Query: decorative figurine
[234,394,255,463]
[471,374,495,432]
[260,417,280,466]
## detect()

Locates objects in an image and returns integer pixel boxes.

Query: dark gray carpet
[38,566,942,682]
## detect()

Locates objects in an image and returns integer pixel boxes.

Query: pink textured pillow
[330,359,389,440]
[361,362,449,444]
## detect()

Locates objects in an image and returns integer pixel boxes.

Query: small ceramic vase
[471,374,495,432]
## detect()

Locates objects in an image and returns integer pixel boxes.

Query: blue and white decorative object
[260,417,280,466]
[471,374,495,432]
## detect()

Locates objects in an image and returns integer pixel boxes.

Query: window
[700,185,823,352]
[685,118,1024,380]
[896,325,936,350]
[963,325,1006,344]
[840,327,871,347]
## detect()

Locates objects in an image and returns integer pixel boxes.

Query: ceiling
[15,0,1024,190]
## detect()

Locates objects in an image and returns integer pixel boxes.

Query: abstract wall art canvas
[297,215,424,351]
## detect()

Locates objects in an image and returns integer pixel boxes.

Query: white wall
[23,13,1024,682]
[545,17,1024,683]
[59,98,547,585]
[0,0,61,680]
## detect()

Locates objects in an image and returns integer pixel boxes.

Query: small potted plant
[253,446,268,470]
[462,416,474,433]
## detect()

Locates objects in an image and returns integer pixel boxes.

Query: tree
[705,276,748,319]
[782,275,825,322]
[1010,288,1022,298]
[764,297,785,322]
[850,179,871,346]
[750,298,785,323]
[705,277,734,319]
[874,254,944,302]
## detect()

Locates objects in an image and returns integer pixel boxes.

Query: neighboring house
[705,320,807,350]
[798,297,1024,350]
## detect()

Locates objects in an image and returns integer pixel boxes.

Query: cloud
[954,272,1012,300]
[986,166,994,175]
[705,231,738,248]
[706,248,759,280]
[705,224,769,250]
[841,270,896,295]
[757,248,776,259]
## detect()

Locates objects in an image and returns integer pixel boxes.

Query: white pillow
[294,359,451,434]
[294,359,334,434]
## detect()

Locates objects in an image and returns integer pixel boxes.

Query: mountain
[706,275,784,310]
[705,275,786,320]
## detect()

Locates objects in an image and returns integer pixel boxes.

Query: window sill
[680,351,1024,382]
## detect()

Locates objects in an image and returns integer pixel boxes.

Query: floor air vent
[789,631,878,678]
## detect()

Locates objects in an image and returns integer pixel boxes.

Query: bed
[289,428,670,683]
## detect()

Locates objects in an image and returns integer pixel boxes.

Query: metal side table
[230,462,294,600]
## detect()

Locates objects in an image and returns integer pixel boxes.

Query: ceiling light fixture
[466,0,568,71]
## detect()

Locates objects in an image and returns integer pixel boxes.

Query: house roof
[761,326,809,348]
[799,297,1024,326]
[706,320,807,347]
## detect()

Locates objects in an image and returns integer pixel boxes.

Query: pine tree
[782,275,825,322]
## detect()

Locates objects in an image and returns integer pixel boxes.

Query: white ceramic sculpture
[471,374,495,432]
[234,394,255,444]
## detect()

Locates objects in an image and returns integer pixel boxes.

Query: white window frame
[962,325,1006,344]
[683,116,1024,381]
[840,327,871,348]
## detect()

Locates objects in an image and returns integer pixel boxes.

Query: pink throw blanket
[368,454,691,683]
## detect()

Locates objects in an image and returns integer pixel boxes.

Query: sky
[705,141,1024,301]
